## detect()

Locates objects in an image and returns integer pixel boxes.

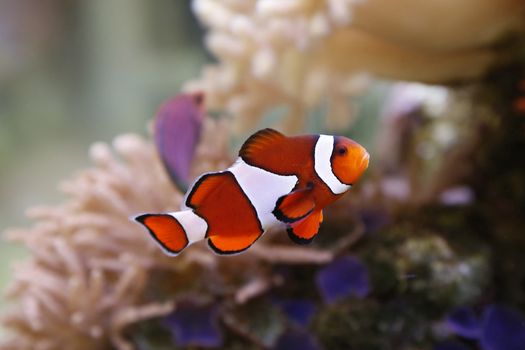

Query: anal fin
[273,188,314,223]
[208,230,263,255]
[287,210,322,245]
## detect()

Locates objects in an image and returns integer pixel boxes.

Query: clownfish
[135,128,369,255]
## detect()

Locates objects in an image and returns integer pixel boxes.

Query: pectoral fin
[272,188,315,223]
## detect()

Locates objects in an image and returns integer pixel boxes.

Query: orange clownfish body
[135,128,369,255]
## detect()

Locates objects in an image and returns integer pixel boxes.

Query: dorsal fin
[239,128,286,163]
[185,172,229,209]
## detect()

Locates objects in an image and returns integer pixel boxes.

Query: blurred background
[0,0,206,310]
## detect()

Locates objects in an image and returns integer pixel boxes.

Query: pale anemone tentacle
[187,0,525,133]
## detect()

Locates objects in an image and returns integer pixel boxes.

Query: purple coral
[163,300,223,348]
[480,305,525,350]
[445,306,481,339]
[154,92,204,191]
[273,298,317,327]
[315,255,370,304]
[444,304,525,350]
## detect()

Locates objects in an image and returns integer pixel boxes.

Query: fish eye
[336,146,347,156]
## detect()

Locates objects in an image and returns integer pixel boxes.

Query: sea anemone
[0,118,231,350]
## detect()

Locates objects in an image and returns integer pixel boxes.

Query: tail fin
[135,210,208,256]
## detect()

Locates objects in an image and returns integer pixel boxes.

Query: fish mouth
[360,151,370,171]
[354,149,370,181]
[346,150,369,184]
